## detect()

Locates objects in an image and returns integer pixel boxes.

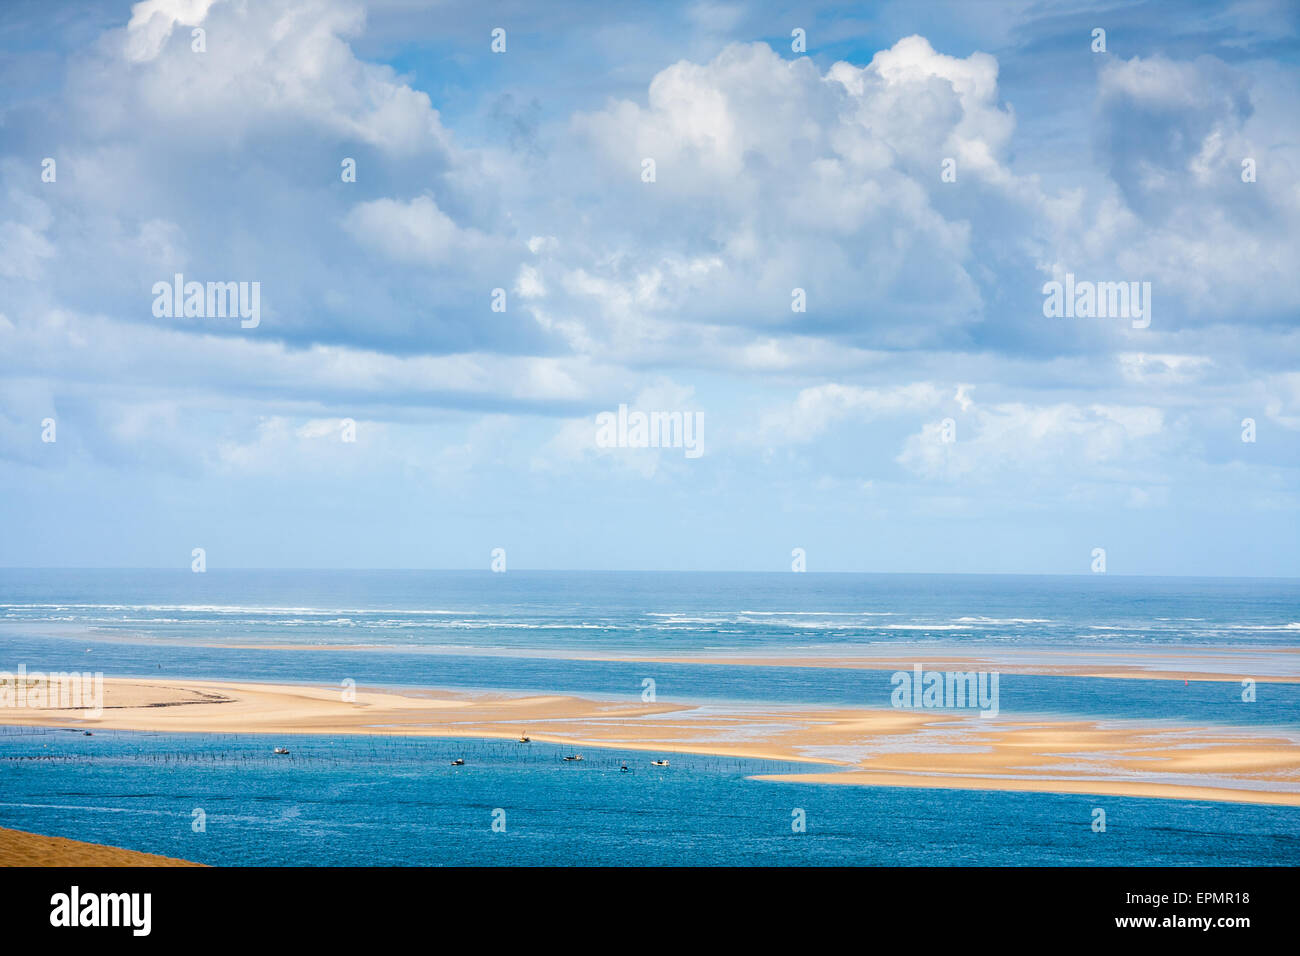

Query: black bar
[0,866,1287,942]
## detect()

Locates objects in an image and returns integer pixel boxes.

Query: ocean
[1,569,1297,865]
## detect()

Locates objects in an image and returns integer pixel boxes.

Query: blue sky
[1,0,1298,574]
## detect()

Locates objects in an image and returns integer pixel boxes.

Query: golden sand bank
[4,678,1299,806]
[0,826,201,867]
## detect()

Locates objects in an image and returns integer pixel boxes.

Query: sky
[0,0,1297,575]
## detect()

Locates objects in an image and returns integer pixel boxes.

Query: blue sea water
[1,727,1296,866]
[0,570,1297,865]
[3,569,1298,652]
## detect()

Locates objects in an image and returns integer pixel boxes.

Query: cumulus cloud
[552,38,998,350]
[125,0,218,62]
[116,0,451,153]
[1077,53,1300,324]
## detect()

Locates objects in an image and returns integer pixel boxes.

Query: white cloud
[760,382,949,444]
[537,381,704,478]
[1117,352,1213,385]
[125,0,218,62]
[897,402,1168,484]
[114,0,454,155]
[343,195,486,265]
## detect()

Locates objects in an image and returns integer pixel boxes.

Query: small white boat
[273,747,290,755]
[651,759,669,767]
[450,758,465,766]
[562,754,584,762]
